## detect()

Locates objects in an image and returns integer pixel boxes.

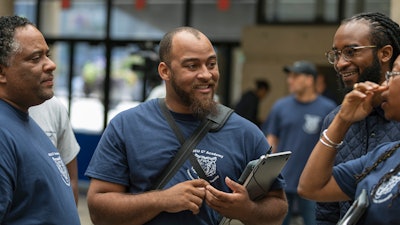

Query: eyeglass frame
[385,71,400,85]
[325,45,377,65]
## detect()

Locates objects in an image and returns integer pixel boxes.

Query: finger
[192,187,206,199]
[187,200,202,214]
[225,177,245,194]
[190,179,210,188]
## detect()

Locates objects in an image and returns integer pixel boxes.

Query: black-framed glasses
[325,46,376,64]
[385,71,400,85]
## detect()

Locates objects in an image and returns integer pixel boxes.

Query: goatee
[190,96,218,120]
[170,73,218,120]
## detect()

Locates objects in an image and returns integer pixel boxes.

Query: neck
[295,88,318,103]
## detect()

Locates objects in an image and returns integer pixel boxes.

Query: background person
[0,15,80,224]
[314,12,400,225]
[234,79,270,127]
[85,26,288,225]
[265,60,336,225]
[29,96,81,205]
[298,78,400,225]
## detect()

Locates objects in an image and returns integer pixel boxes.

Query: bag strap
[153,98,233,190]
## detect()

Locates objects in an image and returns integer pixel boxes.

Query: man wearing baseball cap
[264,60,337,225]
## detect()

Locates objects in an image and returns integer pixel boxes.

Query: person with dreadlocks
[302,12,400,224]
[298,74,400,224]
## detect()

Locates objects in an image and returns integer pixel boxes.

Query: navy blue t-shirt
[266,95,336,193]
[334,141,400,225]
[86,99,285,225]
[0,100,80,224]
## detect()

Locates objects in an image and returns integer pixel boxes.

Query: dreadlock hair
[343,12,400,69]
[354,142,400,207]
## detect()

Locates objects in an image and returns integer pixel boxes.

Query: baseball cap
[283,60,317,78]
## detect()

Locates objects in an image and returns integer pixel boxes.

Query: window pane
[111,0,185,40]
[191,0,257,41]
[41,0,106,38]
[265,0,318,22]
[14,0,36,23]
[51,42,106,133]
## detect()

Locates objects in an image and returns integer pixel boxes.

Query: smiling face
[0,24,56,112]
[332,20,383,92]
[159,30,219,118]
[381,76,400,121]
[382,57,400,121]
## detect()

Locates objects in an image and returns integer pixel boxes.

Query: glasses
[385,71,400,85]
[325,46,376,64]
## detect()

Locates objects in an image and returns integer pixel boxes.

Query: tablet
[337,188,369,225]
[241,150,291,200]
[219,150,291,225]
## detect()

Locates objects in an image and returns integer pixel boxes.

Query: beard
[337,55,382,95]
[170,73,217,120]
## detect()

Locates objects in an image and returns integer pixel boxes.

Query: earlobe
[0,67,6,83]
[379,45,393,63]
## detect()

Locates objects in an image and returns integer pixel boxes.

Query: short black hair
[256,79,270,91]
[0,15,34,67]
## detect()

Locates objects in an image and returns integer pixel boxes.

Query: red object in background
[135,0,146,10]
[217,0,230,11]
[61,0,71,9]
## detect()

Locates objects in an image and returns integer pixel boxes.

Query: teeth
[341,72,356,77]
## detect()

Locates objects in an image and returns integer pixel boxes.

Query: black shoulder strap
[207,104,234,132]
[153,98,233,190]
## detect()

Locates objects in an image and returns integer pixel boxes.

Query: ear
[379,44,393,63]
[158,62,170,81]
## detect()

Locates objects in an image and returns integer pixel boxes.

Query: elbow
[297,177,315,200]
[297,184,310,199]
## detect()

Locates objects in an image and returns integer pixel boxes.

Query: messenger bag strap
[153,98,212,190]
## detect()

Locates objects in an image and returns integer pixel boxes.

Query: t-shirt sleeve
[84,118,130,186]
[332,153,368,199]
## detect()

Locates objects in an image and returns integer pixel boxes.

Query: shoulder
[30,96,67,116]
[271,96,294,108]
[109,99,161,125]
[318,95,336,105]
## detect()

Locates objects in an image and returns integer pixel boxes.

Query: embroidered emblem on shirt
[188,149,222,183]
[49,152,70,186]
[373,171,400,204]
[303,114,321,134]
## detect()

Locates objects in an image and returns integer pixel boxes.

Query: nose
[197,65,213,80]
[44,56,57,72]
[334,54,350,71]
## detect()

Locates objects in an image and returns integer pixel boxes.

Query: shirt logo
[187,149,222,183]
[49,152,70,186]
[303,114,321,134]
[373,171,400,204]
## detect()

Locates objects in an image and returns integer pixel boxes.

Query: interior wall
[239,25,339,124]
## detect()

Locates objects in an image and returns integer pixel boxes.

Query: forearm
[240,190,288,225]
[66,158,79,205]
[88,191,164,225]
[266,135,278,153]
[298,114,352,201]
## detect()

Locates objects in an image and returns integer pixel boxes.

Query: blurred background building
[2,0,399,185]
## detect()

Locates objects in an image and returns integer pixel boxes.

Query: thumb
[225,177,245,194]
